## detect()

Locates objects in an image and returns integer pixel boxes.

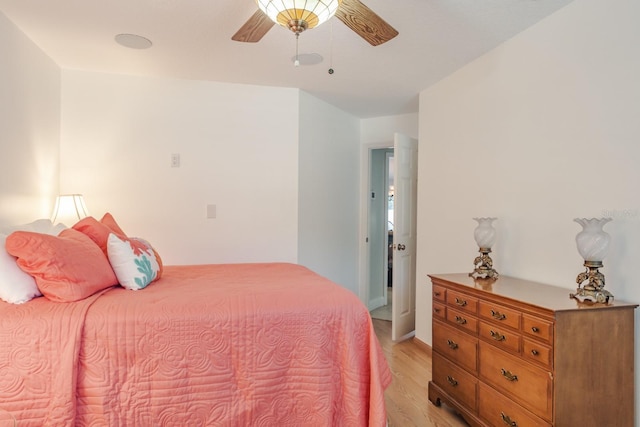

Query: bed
[0,217,391,426]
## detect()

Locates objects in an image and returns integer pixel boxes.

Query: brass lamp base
[469,248,499,280]
[570,261,613,303]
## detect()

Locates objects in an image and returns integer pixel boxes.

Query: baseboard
[412,336,432,357]
[368,296,386,311]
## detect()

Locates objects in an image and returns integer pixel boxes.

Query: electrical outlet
[171,153,180,168]
[206,204,216,219]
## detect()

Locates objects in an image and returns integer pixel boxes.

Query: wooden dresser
[428,273,637,427]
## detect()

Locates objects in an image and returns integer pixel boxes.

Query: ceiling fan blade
[335,0,398,46]
[231,9,275,43]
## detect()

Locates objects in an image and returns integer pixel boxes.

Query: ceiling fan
[232,0,398,46]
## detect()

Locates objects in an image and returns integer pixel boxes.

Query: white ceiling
[0,0,572,118]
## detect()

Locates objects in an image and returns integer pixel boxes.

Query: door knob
[397,244,406,251]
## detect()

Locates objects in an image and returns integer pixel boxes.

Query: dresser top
[429,273,637,312]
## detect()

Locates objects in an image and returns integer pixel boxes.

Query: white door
[391,133,418,341]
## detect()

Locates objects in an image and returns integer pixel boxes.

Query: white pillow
[0,219,68,304]
[1,218,66,234]
[0,233,42,304]
[107,233,161,290]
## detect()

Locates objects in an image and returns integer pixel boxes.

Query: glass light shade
[51,194,89,226]
[256,0,341,30]
[473,217,497,249]
[574,217,612,262]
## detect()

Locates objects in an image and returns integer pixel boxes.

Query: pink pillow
[5,229,118,302]
[100,212,127,236]
[73,216,126,257]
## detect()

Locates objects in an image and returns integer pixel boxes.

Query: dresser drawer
[433,301,446,320]
[478,341,552,421]
[446,307,478,335]
[478,382,552,427]
[433,353,478,412]
[446,290,478,315]
[479,300,521,330]
[433,320,478,374]
[479,321,520,354]
[433,284,447,302]
[522,338,552,369]
[522,314,553,345]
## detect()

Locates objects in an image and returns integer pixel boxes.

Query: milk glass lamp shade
[574,217,612,262]
[472,217,497,250]
[256,0,341,32]
[571,217,614,303]
[469,218,499,279]
[50,194,89,226]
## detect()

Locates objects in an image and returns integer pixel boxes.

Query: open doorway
[386,151,394,292]
[369,148,394,321]
[364,133,418,341]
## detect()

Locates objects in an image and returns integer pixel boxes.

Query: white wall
[361,113,418,145]
[60,70,300,265]
[417,0,640,419]
[298,91,361,294]
[0,12,60,226]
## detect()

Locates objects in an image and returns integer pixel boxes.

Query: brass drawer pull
[490,309,506,320]
[434,308,441,313]
[455,297,467,307]
[501,368,518,382]
[446,375,458,387]
[434,291,441,297]
[531,326,539,333]
[455,316,467,325]
[500,412,518,426]
[531,349,539,356]
[447,339,459,350]
[490,330,506,341]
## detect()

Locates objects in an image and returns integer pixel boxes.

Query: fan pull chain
[328,20,334,74]
[294,33,300,67]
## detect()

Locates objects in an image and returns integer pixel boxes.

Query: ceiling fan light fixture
[256,0,341,34]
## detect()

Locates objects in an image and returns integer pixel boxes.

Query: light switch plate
[171,153,180,167]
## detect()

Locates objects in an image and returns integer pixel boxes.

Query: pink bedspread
[0,263,391,426]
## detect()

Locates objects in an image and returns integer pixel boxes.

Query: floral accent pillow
[107,233,161,290]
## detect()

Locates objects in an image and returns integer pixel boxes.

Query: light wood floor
[372,319,468,427]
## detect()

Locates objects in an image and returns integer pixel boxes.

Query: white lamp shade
[51,194,89,226]
[256,0,341,29]
[473,217,497,249]
[574,218,612,262]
